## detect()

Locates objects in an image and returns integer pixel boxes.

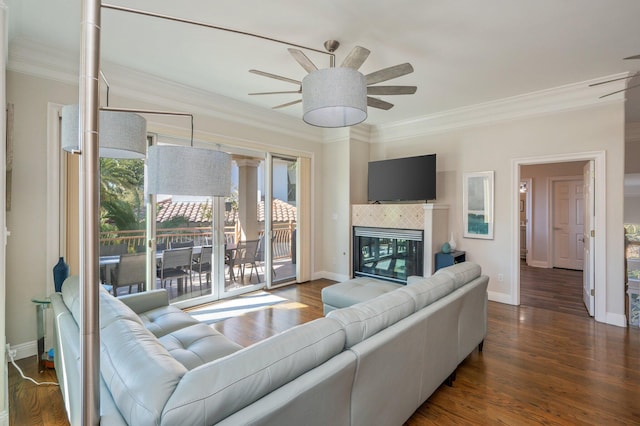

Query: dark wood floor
[9,276,640,425]
[520,261,588,317]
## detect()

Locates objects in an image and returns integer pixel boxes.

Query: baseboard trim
[605,312,628,328]
[313,271,350,283]
[527,260,549,268]
[11,341,37,361]
[488,291,515,305]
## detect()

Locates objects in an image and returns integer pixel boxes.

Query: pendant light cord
[99,69,195,146]
[102,3,335,64]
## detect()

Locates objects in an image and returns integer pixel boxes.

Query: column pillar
[236,159,261,240]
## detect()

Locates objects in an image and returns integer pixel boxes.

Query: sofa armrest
[118,289,169,314]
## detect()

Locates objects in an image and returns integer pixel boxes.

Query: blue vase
[53,257,69,292]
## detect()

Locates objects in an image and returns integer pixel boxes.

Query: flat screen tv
[368,154,436,202]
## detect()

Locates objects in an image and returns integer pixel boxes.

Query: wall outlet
[497,273,504,282]
[6,343,16,359]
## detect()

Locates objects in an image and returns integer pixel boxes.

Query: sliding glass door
[265,154,298,288]
[216,155,266,299]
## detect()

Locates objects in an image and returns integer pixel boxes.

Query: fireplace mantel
[352,203,449,276]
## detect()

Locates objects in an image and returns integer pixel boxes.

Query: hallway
[520,261,588,317]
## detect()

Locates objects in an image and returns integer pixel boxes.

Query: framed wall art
[463,170,494,239]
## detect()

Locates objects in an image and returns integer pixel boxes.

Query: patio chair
[109,253,146,296]
[256,235,276,279]
[225,244,238,283]
[234,239,261,283]
[100,243,129,284]
[100,243,128,256]
[170,240,194,249]
[157,247,193,293]
[194,246,212,292]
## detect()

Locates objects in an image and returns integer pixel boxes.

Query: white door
[583,161,595,316]
[552,179,584,270]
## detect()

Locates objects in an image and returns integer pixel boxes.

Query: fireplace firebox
[353,227,424,284]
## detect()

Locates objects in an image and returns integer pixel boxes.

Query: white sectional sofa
[51,261,488,425]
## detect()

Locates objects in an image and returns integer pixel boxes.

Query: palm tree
[100,158,145,231]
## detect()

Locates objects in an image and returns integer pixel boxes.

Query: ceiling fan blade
[624,54,640,60]
[341,46,371,69]
[366,63,414,85]
[589,72,640,87]
[249,69,301,85]
[367,97,394,110]
[288,49,318,73]
[367,86,417,95]
[273,99,302,109]
[599,81,640,99]
[249,90,301,95]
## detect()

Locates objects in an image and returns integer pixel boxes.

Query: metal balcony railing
[100,222,295,259]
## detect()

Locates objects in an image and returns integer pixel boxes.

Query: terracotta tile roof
[259,198,297,223]
[156,198,296,224]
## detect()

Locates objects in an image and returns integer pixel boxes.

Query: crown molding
[7,37,324,144]
[7,38,79,87]
[320,123,372,145]
[369,73,629,143]
[8,38,630,146]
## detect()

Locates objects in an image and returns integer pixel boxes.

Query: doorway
[512,152,606,322]
[520,170,588,316]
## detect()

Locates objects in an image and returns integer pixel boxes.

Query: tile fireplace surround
[352,203,449,276]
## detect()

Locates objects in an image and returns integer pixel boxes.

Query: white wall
[366,103,625,320]
[320,138,350,281]
[5,72,78,355]
[317,129,372,282]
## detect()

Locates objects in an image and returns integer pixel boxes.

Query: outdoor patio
[109,255,296,302]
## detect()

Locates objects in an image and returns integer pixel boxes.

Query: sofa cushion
[101,317,187,426]
[327,290,415,348]
[100,290,144,328]
[158,323,243,370]
[161,317,346,425]
[435,261,482,289]
[401,273,456,311]
[321,277,402,311]
[138,305,200,337]
[61,275,81,323]
[118,289,171,314]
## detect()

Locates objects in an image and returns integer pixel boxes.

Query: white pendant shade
[61,104,147,159]
[302,67,367,128]
[147,145,231,196]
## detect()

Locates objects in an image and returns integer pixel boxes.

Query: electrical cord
[7,349,59,386]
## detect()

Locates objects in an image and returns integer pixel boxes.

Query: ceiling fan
[590,55,640,98]
[248,40,417,123]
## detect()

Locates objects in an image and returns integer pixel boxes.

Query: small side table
[31,297,51,372]
[435,251,466,272]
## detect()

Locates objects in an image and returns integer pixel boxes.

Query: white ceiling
[7,0,640,126]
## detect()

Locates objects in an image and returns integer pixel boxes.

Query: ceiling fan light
[302,67,367,128]
[61,104,147,159]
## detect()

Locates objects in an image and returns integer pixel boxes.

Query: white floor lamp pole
[79,0,101,424]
